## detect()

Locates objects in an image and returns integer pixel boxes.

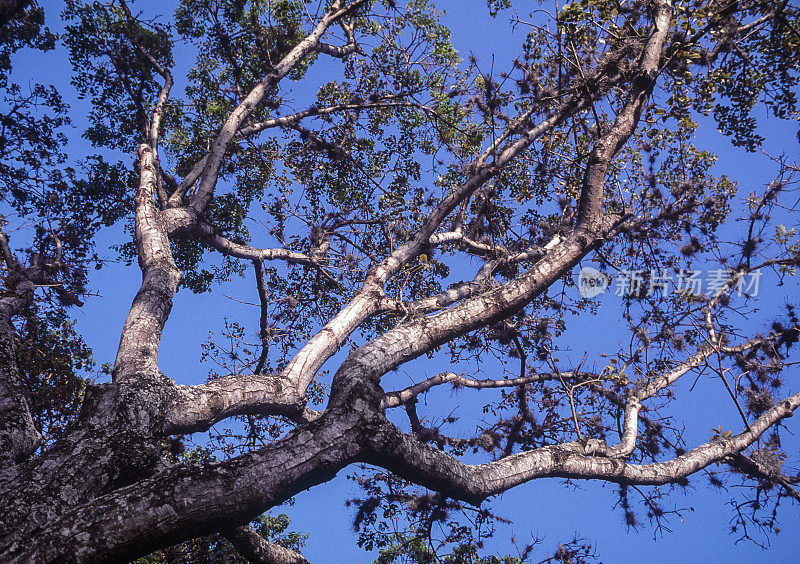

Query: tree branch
[1,410,363,562]
[728,452,800,503]
[113,145,181,382]
[168,155,207,208]
[381,371,571,409]
[224,525,310,564]
[0,295,41,464]
[330,214,621,403]
[119,0,173,153]
[167,96,427,208]
[236,96,425,138]
[0,232,77,463]
[368,388,800,506]
[312,15,360,58]
[189,0,369,214]
[575,0,672,234]
[253,260,270,376]
[164,373,318,435]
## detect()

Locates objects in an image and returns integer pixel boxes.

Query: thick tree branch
[0,408,366,562]
[377,278,493,317]
[377,232,551,319]
[164,374,315,435]
[0,233,74,463]
[224,525,310,564]
[0,292,41,464]
[298,36,651,399]
[166,5,634,405]
[368,388,800,506]
[575,0,672,234]
[330,215,620,403]
[113,145,181,382]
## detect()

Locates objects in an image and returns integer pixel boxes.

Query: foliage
[14,302,94,445]
[1,0,800,562]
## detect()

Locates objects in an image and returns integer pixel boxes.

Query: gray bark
[2,1,798,561]
[224,526,311,564]
[0,297,41,465]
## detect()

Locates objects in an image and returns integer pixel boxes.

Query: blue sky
[8,1,800,561]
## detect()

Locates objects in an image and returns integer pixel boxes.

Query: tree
[1,0,799,561]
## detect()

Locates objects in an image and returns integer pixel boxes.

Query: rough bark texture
[0,303,41,464]
[224,526,311,564]
[2,0,799,561]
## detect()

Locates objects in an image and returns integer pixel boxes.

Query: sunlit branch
[169,155,207,208]
[236,97,429,139]
[475,105,537,169]
[167,154,208,208]
[331,207,625,404]
[575,0,672,234]
[113,145,182,382]
[370,388,800,506]
[164,373,321,435]
[702,258,800,345]
[636,336,769,401]
[378,245,547,317]
[428,230,500,256]
[380,371,578,410]
[377,279,492,316]
[600,333,781,459]
[181,219,339,286]
[199,227,322,267]
[189,0,370,214]
[313,16,360,58]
